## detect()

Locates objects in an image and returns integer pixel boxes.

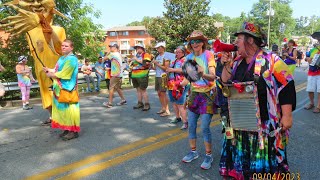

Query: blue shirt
[95,61,105,75]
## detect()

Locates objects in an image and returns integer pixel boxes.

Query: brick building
[103,26,154,56]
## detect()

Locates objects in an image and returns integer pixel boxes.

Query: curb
[0,91,107,108]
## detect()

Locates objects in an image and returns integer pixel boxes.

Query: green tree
[147,0,213,52]
[293,16,309,36]
[249,0,295,48]
[126,16,154,28]
[0,0,103,81]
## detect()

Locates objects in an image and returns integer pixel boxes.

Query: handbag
[58,88,79,103]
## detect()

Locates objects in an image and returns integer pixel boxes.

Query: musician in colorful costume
[180,30,217,170]
[219,22,296,179]
[166,45,190,129]
[1,0,67,124]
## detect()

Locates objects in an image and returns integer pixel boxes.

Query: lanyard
[232,50,260,82]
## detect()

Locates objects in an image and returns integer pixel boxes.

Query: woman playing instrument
[43,39,80,140]
[219,22,296,179]
[180,30,217,170]
[166,46,190,129]
[283,39,298,74]
[16,56,36,110]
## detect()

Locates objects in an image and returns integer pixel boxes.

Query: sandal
[41,118,52,126]
[313,107,320,113]
[160,112,171,117]
[304,104,314,110]
[156,109,165,114]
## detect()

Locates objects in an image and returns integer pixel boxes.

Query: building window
[121,41,129,46]
[138,31,145,35]
[135,40,143,45]
[121,50,129,55]
[109,32,117,36]
[119,31,129,36]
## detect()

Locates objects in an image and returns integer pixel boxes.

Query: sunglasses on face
[190,39,203,45]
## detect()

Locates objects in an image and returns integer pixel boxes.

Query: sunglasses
[190,39,203,45]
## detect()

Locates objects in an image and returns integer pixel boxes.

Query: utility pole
[267,0,273,49]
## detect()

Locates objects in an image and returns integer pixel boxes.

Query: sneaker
[200,154,213,170]
[26,104,33,109]
[116,100,127,106]
[103,102,113,108]
[142,103,151,111]
[170,117,182,124]
[180,122,188,130]
[133,102,144,109]
[182,151,199,163]
[23,105,29,110]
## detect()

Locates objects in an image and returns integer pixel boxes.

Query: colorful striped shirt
[131,53,152,78]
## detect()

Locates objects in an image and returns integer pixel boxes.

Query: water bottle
[81,87,84,93]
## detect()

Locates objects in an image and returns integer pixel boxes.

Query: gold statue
[1,0,67,111]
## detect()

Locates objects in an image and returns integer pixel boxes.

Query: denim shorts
[168,85,190,105]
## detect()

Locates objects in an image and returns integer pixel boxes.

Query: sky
[84,0,320,29]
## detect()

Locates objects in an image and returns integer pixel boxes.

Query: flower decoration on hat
[234,22,267,47]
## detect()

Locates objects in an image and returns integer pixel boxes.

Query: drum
[182,60,201,82]
[227,81,258,132]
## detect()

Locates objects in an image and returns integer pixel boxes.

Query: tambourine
[182,60,201,82]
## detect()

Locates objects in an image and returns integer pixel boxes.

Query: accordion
[227,81,259,132]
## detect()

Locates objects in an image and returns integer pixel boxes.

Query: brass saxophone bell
[161,73,168,89]
[222,86,231,97]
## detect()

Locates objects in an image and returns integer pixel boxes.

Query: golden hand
[0,4,40,37]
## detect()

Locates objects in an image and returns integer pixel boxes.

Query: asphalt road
[0,62,319,180]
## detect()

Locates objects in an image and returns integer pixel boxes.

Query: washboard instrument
[227,81,258,132]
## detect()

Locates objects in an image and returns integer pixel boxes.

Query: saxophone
[161,73,168,89]
[161,58,169,89]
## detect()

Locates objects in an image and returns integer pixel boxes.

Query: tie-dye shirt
[131,53,152,78]
[52,54,80,132]
[107,52,123,78]
[185,50,216,92]
[16,65,32,87]
[308,47,320,76]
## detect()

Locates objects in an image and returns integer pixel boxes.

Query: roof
[106,26,146,32]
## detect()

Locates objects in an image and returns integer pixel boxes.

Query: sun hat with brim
[134,43,145,50]
[155,42,166,49]
[186,30,208,42]
[234,22,267,47]
[18,56,27,63]
[109,42,119,49]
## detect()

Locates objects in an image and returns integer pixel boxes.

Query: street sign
[279,23,286,34]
